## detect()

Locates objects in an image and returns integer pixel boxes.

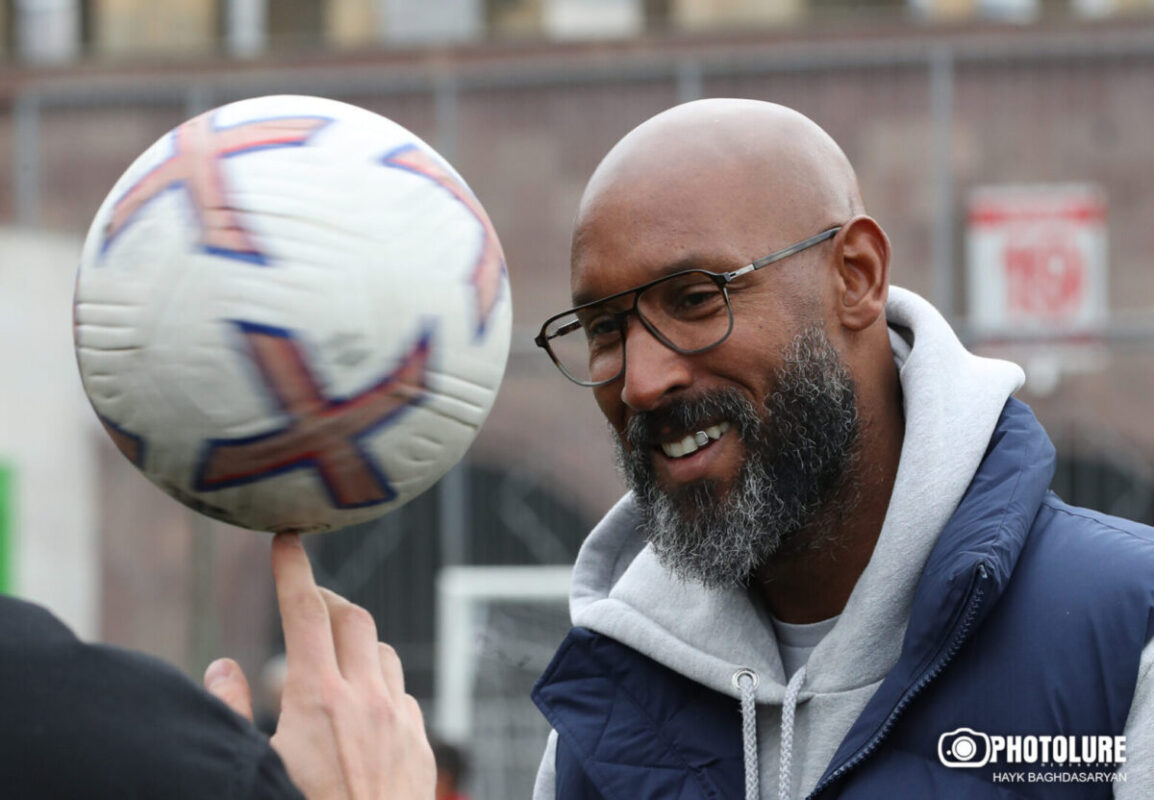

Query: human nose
[618,316,693,411]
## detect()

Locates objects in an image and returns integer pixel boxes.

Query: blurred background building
[3,1,1154,797]
[5,0,1154,59]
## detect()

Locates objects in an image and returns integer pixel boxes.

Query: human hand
[204,533,436,800]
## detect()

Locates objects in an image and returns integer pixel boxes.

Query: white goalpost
[435,565,573,798]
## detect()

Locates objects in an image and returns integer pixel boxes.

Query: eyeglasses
[535,226,841,386]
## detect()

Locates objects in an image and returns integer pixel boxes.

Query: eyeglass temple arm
[722,226,841,283]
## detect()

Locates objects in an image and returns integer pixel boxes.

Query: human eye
[667,278,724,319]
[581,312,623,345]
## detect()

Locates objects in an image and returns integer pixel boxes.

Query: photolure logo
[937,728,1128,784]
[939,728,992,768]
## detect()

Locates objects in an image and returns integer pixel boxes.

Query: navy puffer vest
[533,400,1154,799]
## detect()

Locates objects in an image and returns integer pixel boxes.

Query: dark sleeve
[0,596,305,800]
[251,745,309,800]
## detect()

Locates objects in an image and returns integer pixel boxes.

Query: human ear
[833,215,891,332]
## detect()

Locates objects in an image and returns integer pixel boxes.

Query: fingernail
[204,659,233,688]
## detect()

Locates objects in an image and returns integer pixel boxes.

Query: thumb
[204,657,255,723]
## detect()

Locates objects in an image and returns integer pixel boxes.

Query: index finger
[272,533,338,677]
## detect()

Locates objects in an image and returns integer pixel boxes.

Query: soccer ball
[73,95,512,534]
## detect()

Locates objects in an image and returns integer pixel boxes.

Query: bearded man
[530,99,1154,799]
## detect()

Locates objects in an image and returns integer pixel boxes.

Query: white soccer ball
[74,95,512,534]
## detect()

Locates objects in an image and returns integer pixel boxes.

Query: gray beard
[613,325,861,589]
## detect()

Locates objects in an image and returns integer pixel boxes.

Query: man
[0,533,435,799]
[530,99,1154,799]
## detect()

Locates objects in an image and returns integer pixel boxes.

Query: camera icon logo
[938,728,991,768]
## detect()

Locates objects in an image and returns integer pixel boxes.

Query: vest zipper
[805,561,990,799]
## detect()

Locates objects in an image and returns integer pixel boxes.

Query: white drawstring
[778,664,808,800]
[733,668,760,800]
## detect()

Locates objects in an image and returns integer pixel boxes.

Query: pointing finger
[271,533,337,679]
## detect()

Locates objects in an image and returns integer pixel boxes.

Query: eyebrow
[570,254,725,307]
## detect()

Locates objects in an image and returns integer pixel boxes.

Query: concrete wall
[0,227,99,638]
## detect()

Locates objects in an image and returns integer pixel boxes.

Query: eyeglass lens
[543,271,732,384]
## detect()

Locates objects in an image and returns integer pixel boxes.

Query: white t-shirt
[771,614,839,678]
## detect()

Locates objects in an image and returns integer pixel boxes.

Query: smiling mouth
[658,420,732,459]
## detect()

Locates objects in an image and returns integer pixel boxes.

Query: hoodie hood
[569,285,1026,703]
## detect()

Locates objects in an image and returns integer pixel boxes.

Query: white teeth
[660,437,693,459]
[659,420,732,459]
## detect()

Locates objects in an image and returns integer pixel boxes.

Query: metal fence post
[188,512,219,677]
[676,59,704,104]
[930,44,956,321]
[13,92,41,228]
[434,72,459,163]
[439,462,470,567]
[185,84,214,118]
[433,72,470,568]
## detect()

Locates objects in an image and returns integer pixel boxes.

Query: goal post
[434,565,572,795]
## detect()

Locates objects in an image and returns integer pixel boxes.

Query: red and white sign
[966,184,1108,335]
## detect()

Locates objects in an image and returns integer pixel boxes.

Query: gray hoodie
[533,286,1154,799]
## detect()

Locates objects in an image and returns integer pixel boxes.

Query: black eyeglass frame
[535,225,842,387]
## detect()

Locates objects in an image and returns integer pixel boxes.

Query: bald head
[575,99,864,279]
[569,97,895,446]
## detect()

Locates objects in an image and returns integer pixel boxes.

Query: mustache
[621,388,760,453]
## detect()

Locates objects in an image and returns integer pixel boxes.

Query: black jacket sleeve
[0,595,305,799]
